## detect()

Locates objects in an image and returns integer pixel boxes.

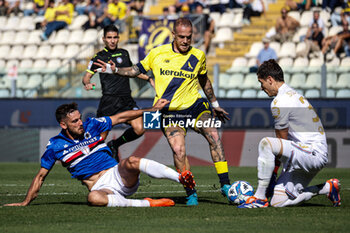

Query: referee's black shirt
[87,47,133,96]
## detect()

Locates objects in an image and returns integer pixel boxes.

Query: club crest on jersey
[116,57,123,64]
[84,132,91,139]
[181,54,198,72]
[271,107,280,119]
[81,146,90,155]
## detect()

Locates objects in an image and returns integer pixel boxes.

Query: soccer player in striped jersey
[93,18,232,206]
[4,99,196,208]
[239,59,341,208]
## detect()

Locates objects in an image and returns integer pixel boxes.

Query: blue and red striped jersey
[41,116,118,180]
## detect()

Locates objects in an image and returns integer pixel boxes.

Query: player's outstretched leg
[103,157,180,207]
[139,158,180,181]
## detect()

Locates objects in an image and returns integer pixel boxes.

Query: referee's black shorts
[97,95,139,117]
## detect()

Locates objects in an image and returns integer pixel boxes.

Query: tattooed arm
[118,65,141,77]
[198,73,215,103]
[93,59,155,88]
[198,73,230,123]
[93,59,141,77]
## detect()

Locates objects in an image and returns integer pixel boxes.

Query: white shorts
[276,139,328,197]
[91,165,139,197]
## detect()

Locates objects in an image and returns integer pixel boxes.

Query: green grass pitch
[0,163,349,233]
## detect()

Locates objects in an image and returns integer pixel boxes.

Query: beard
[67,127,85,140]
[179,44,190,53]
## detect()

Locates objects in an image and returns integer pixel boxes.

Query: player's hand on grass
[94,59,118,74]
[4,202,28,206]
[84,83,96,91]
[213,107,230,123]
[153,99,170,110]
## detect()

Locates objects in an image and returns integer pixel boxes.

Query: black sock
[113,127,142,148]
[185,187,196,196]
[218,173,230,187]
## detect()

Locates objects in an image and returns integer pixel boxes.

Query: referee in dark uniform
[82,25,153,162]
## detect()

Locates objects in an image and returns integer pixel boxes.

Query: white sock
[107,194,150,207]
[254,137,279,200]
[139,158,179,182]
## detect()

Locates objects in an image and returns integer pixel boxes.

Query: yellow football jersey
[138,43,207,111]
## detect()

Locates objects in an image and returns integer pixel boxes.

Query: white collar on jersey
[277,83,289,95]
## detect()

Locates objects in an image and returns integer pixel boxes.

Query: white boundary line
[2,192,76,196]
[1,189,220,197]
[0,184,66,187]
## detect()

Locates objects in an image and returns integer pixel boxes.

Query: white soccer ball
[228,180,254,205]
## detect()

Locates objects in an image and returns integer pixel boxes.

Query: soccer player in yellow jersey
[94,18,232,206]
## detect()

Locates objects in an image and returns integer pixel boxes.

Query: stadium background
[0,0,349,167]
